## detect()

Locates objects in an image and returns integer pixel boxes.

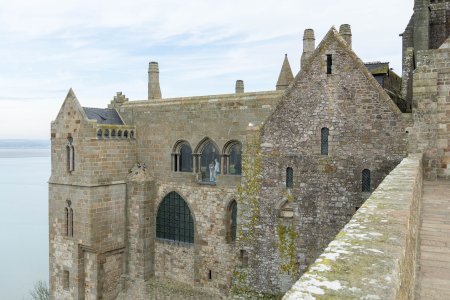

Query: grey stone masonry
[233,27,408,297]
[283,154,423,300]
[409,37,450,179]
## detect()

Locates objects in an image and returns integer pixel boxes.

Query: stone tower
[402,0,450,179]
[49,89,138,299]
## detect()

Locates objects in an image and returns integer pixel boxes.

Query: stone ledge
[283,154,423,300]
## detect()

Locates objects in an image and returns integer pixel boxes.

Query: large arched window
[362,169,371,192]
[156,192,194,243]
[223,141,242,175]
[199,140,220,182]
[172,141,193,172]
[321,127,329,155]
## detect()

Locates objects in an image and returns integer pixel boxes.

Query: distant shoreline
[0,140,50,158]
[0,148,50,158]
[0,139,50,150]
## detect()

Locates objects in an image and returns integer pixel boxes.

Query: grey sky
[0,0,413,139]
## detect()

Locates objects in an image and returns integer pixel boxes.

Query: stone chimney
[301,29,315,69]
[276,54,294,90]
[339,24,352,49]
[148,61,162,100]
[413,0,430,54]
[235,80,244,94]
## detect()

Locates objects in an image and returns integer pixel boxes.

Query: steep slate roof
[83,107,124,125]
[276,54,294,90]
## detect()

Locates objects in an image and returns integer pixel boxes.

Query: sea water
[0,140,50,299]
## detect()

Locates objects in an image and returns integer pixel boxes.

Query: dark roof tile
[83,107,124,125]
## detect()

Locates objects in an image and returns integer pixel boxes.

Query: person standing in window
[209,161,215,182]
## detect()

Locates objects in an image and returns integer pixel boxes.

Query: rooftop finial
[276,54,294,90]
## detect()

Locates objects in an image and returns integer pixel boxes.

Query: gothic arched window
[179,144,193,172]
[362,169,371,192]
[224,141,242,175]
[173,141,193,172]
[200,141,220,182]
[286,167,293,188]
[156,192,194,243]
[321,127,329,155]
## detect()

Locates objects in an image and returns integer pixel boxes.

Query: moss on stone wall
[231,130,275,298]
[277,224,298,275]
[236,132,262,244]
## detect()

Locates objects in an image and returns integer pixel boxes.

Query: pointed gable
[53,88,89,124]
[291,27,401,116]
[262,26,407,157]
[276,54,294,90]
[51,88,94,139]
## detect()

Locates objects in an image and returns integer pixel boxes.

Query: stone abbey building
[49,1,450,298]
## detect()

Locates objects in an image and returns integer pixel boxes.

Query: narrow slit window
[66,136,74,172]
[326,54,332,74]
[321,127,329,155]
[362,169,371,192]
[229,200,238,242]
[65,207,69,236]
[286,167,293,188]
[68,208,73,237]
[240,250,248,267]
[63,270,69,290]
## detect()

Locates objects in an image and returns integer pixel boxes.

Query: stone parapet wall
[283,154,423,299]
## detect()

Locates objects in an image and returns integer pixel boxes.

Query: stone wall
[430,2,450,49]
[234,28,408,297]
[115,91,280,297]
[283,154,423,299]
[409,39,450,179]
[118,91,281,181]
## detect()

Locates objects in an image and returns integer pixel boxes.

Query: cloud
[0,0,413,138]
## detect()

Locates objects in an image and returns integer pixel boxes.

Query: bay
[0,140,50,299]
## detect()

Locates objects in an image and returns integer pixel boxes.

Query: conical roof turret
[276,54,294,90]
